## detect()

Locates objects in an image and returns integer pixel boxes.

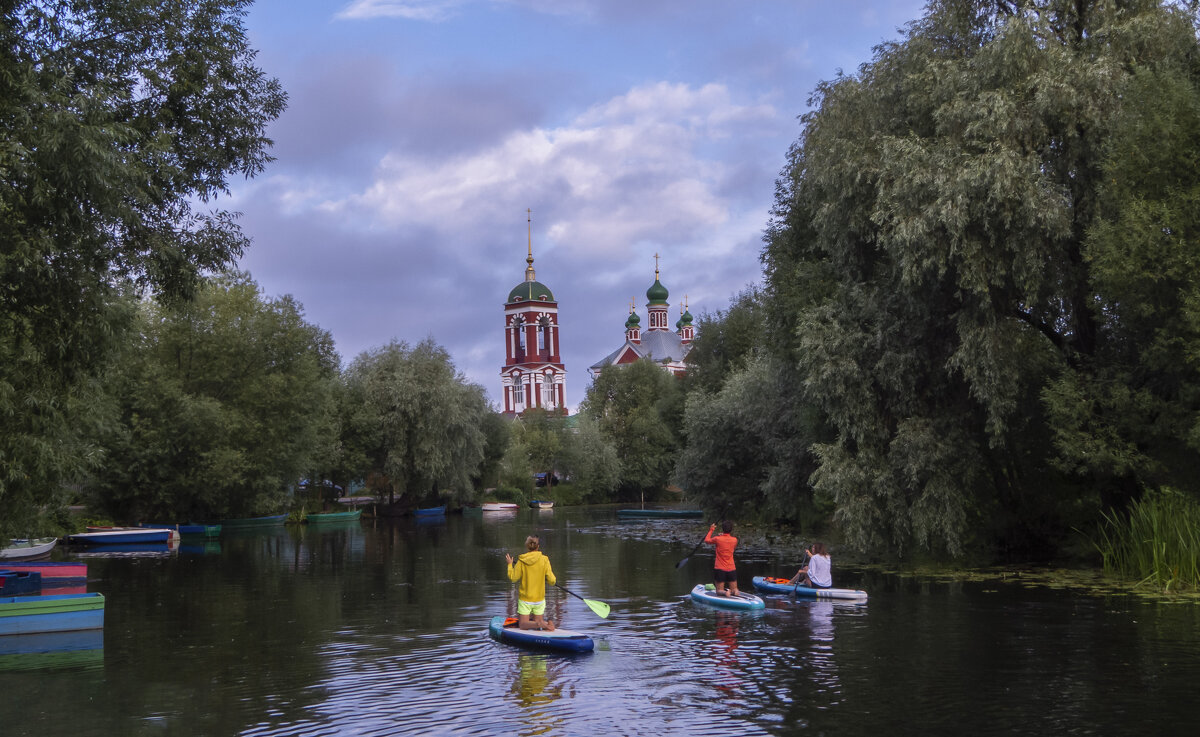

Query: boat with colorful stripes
[0,593,105,636]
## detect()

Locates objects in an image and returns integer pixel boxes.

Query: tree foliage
[682,287,764,395]
[557,413,621,503]
[676,354,827,524]
[0,1,285,537]
[581,360,684,501]
[341,339,490,506]
[763,0,1200,556]
[86,272,338,521]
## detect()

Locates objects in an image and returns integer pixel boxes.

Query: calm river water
[3,507,1199,736]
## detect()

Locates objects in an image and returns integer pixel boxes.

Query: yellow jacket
[508,550,556,602]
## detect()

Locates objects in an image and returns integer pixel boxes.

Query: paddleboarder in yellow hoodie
[505,535,557,631]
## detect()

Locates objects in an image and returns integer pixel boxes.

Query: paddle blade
[583,598,611,619]
[674,556,689,569]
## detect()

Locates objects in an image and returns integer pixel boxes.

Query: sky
[231,0,929,411]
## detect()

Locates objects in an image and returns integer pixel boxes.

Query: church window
[513,381,524,405]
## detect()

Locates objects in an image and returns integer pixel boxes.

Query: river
[3,507,1198,736]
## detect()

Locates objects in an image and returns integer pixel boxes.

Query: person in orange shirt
[704,520,740,597]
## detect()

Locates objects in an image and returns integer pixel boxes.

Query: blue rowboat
[488,616,594,653]
[0,571,42,595]
[140,523,221,538]
[689,584,766,611]
[414,505,446,517]
[752,576,869,601]
[0,593,105,635]
[69,528,175,545]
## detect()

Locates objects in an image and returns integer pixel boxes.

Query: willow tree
[0,1,285,537]
[342,340,490,507]
[764,0,1200,556]
[88,272,339,521]
[581,359,685,503]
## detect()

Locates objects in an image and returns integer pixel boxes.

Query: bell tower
[501,210,566,415]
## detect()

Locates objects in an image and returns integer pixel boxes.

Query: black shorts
[713,568,737,584]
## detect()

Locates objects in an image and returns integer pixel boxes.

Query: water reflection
[0,629,104,672]
[712,610,743,694]
[2,510,1198,737]
[510,653,567,735]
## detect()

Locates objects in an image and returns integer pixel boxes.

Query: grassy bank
[1093,489,1200,593]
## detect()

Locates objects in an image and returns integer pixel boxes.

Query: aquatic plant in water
[1094,488,1200,593]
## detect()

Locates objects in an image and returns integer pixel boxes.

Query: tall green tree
[342,339,489,507]
[87,272,338,521]
[682,287,764,395]
[557,414,621,503]
[580,359,684,502]
[0,1,285,537]
[763,0,1200,556]
[516,409,563,489]
[676,355,827,524]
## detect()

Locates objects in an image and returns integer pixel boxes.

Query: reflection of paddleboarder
[513,653,563,707]
[712,610,743,695]
[505,535,556,631]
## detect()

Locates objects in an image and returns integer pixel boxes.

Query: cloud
[299,81,780,253]
[337,1,466,22]
[237,78,783,409]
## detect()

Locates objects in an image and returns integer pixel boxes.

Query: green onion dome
[625,311,641,328]
[509,280,555,303]
[646,278,669,305]
[682,309,693,325]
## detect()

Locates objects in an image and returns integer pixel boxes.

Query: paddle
[674,527,710,569]
[554,583,611,619]
[512,554,611,619]
[787,544,812,590]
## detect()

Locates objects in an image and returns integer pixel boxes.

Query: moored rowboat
[306,509,362,523]
[0,571,42,595]
[617,509,703,519]
[0,538,58,561]
[689,584,766,610]
[0,562,87,583]
[219,514,287,529]
[752,576,869,601]
[70,528,177,545]
[140,523,221,538]
[414,505,446,517]
[0,593,105,636]
[481,503,520,512]
[488,616,594,653]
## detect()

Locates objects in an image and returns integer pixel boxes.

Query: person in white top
[789,541,832,588]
